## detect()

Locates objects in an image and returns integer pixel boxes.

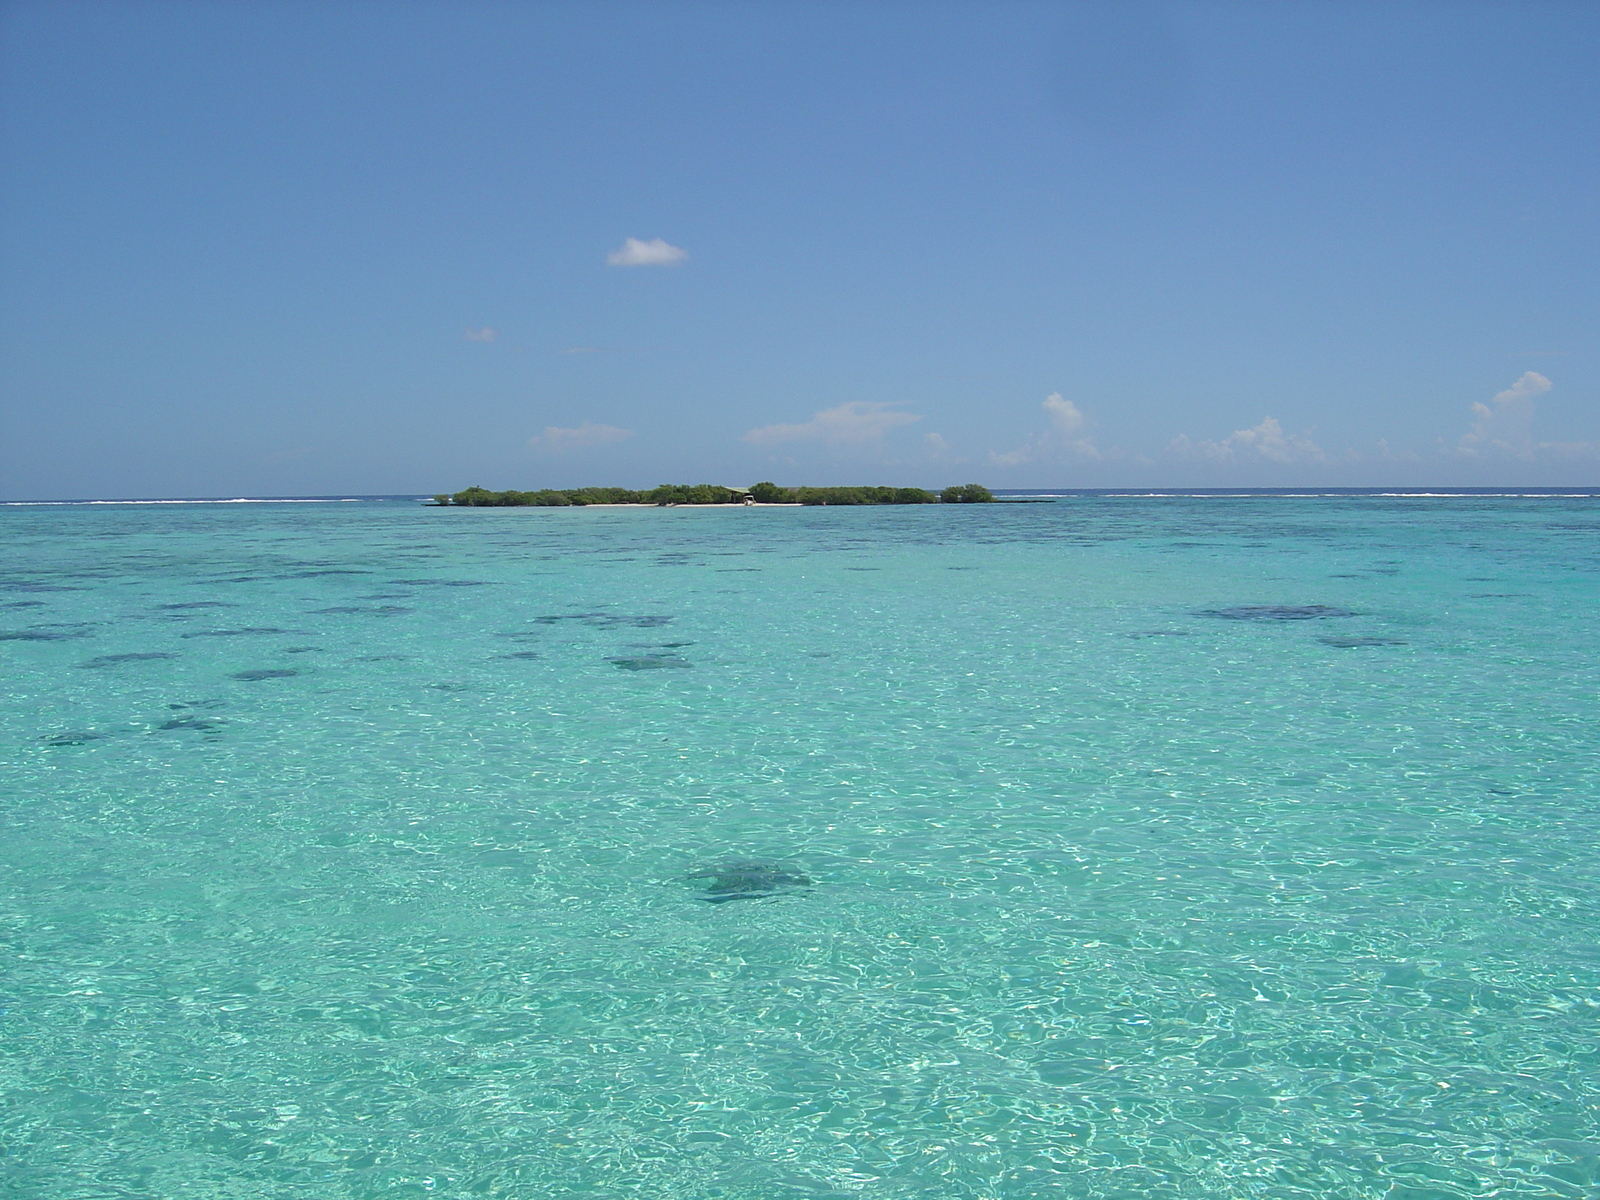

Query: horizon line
[6,485,1600,506]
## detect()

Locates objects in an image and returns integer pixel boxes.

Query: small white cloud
[528,422,635,453]
[923,432,966,462]
[1371,438,1418,462]
[742,402,922,447]
[990,393,1102,466]
[1457,371,1551,458]
[1167,416,1325,464]
[1043,393,1086,436]
[465,327,498,342]
[606,238,688,267]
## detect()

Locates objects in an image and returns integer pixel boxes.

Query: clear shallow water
[2,497,1598,1200]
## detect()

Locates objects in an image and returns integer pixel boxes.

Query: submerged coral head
[685,861,813,903]
[1196,605,1355,622]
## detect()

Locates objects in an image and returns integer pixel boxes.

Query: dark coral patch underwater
[607,654,692,670]
[684,861,813,903]
[1195,605,1356,622]
[1318,635,1408,648]
[230,668,300,681]
[181,628,296,639]
[388,579,495,588]
[311,606,412,615]
[80,653,178,668]
[537,613,676,628]
[40,730,112,747]
[158,717,225,734]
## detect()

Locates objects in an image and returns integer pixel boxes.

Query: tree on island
[434,482,995,506]
[940,483,995,503]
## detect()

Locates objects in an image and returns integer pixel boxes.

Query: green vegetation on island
[434,483,994,507]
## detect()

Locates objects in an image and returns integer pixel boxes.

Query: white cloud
[528,422,635,453]
[742,402,922,447]
[1457,371,1550,458]
[465,327,498,342]
[1167,416,1325,464]
[1371,438,1418,462]
[990,393,1102,466]
[923,432,966,462]
[1452,372,1597,461]
[606,238,688,267]
[1043,393,1087,437]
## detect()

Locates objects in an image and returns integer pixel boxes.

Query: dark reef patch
[1318,635,1408,648]
[388,579,495,588]
[495,651,542,660]
[1,627,95,641]
[311,605,412,615]
[607,654,692,670]
[158,717,224,733]
[181,628,295,639]
[282,646,322,654]
[230,668,299,681]
[3,600,48,608]
[168,700,224,710]
[154,601,235,611]
[41,730,112,747]
[685,861,812,904]
[281,569,372,578]
[534,613,675,628]
[1124,631,1191,639]
[80,652,178,668]
[1195,605,1356,622]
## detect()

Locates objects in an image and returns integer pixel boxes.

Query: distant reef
[432,483,995,507]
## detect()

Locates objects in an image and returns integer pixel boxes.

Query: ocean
[3,493,1598,1199]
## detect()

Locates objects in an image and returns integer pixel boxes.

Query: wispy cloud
[742,402,922,447]
[1457,371,1550,458]
[606,238,688,267]
[990,393,1102,466]
[923,432,966,462]
[1451,372,1596,461]
[528,422,635,453]
[1167,416,1325,464]
[464,327,498,342]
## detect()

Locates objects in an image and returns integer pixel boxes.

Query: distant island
[433,483,996,507]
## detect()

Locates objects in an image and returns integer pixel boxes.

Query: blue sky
[2,0,1597,498]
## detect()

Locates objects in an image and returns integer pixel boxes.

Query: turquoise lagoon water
[2,495,1598,1200]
